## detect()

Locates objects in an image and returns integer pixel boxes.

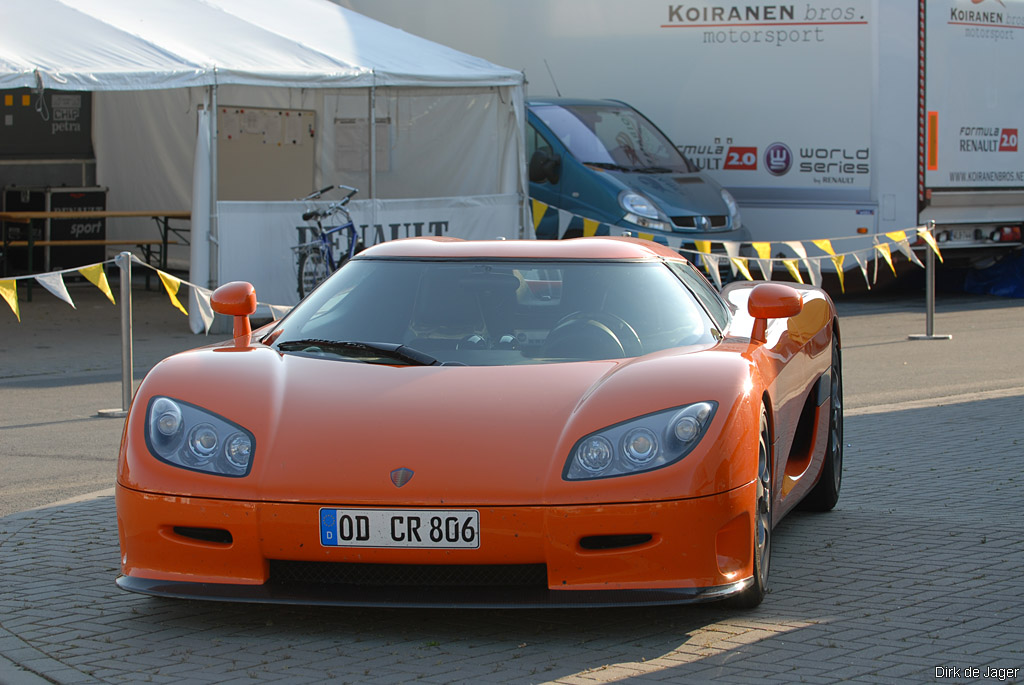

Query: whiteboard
[217,105,315,201]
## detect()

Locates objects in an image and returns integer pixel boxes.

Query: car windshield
[270,259,717,366]
[531,103,697,173]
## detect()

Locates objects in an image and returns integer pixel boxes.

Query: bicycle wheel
[297,250,329,298]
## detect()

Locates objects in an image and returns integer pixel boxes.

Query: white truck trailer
[343,0,1023,267]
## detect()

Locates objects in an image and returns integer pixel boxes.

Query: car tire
[727,406,771,609]
[798,336,843,512]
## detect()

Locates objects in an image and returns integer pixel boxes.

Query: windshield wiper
[276,339,440,366]
[583,161,634,172]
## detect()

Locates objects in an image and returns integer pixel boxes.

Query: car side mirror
[747,283,802,344]
[211,281,258,339]
[529,149,561,184]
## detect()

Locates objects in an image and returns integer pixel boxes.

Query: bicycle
[293,184,361,298]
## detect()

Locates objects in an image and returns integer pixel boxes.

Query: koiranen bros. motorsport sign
[657,0,874,194]
[926,0,1024,189]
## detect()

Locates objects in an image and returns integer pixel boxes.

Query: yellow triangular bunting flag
[812,239,835,256]
[874,242,896,275]
[731,257,753,281]
[531,200,547,231]
[583,219,600,237]
[158,270,188,316]
[782,259,804,284]
[0,280,20,322]
[752,242,772,260]
[917,227,944,263]
[831,254,846,293]
[78,264,115,305]
[694,240,712,275]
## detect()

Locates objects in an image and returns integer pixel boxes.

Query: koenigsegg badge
[390,467,414,488]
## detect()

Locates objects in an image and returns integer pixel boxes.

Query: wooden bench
[1,210,190,275]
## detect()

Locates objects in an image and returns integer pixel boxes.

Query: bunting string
[528,199,943,293]
[0,255,292,331]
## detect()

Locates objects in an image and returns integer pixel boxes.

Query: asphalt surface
[1,274,1023,683]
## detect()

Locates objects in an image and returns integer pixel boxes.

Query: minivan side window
[527,123,554,164]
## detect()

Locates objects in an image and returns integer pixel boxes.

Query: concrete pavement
[0,395,1020,683]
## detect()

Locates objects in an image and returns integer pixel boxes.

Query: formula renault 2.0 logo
[764,142,793,175]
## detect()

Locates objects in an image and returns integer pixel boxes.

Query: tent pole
[369,82,376,229]
[209,81,219,288]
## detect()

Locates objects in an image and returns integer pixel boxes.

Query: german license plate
[950,228,977,243]
[319,508,480,549]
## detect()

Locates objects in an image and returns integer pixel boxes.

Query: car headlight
[564,402,717,481]
[145,396,255,477]
[721,189,742,230]
[620,191,672,232]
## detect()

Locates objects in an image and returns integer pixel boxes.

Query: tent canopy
[0,0,523,91]
[1,0,528,317]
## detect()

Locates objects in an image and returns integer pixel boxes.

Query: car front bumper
[116,481,757,607]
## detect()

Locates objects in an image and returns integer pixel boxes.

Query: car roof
[357,236,685,262]
[527,97,627,109]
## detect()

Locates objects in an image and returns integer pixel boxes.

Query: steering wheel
[544,311,643,359]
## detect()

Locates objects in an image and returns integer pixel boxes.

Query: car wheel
[728,407,771,609]
[298,250,329,299]
[799,337,843,512]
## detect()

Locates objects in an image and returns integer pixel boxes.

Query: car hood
[605,169,726,218]
[124,342,754,506]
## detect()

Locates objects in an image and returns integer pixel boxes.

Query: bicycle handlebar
[301,185,359,221]
[300,185,335,201]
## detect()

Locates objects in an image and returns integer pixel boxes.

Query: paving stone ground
[1,393,1021,684]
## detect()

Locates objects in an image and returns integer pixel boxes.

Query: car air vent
[671,215,729,229]
[579,534,653,550]
[173,527,233,544]
[269,561,548,587]
[673,177,704,184]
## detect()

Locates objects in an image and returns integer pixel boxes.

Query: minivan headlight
[721,189,742,230]
[620,192,672,232]
[620,192,659,219]
[145,396,255,477]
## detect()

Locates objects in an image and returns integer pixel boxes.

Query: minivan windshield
[531,103,698,173]
[271,258,715,366]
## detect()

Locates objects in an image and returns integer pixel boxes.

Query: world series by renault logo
[764,142,793,176]
[390,467,414,487]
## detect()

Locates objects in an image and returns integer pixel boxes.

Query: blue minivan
[527,98,749,245]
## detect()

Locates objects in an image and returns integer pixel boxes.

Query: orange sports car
[116,237,842,609]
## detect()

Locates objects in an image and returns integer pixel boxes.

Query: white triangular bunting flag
[268,304,292,320]
[190,286,215,334]
[557,210,572,239]
[723,241,740,276]
[896,238,924,268]
[34,272,76,308]
[852,250,871,290]
[703,254,723,289]
[805,257,822,288]
[784,240,812,275]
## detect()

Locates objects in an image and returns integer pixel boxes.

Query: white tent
[1,0,527,313]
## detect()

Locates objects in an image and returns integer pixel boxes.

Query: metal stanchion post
[98,251,134,418]
[909,226,952,341]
